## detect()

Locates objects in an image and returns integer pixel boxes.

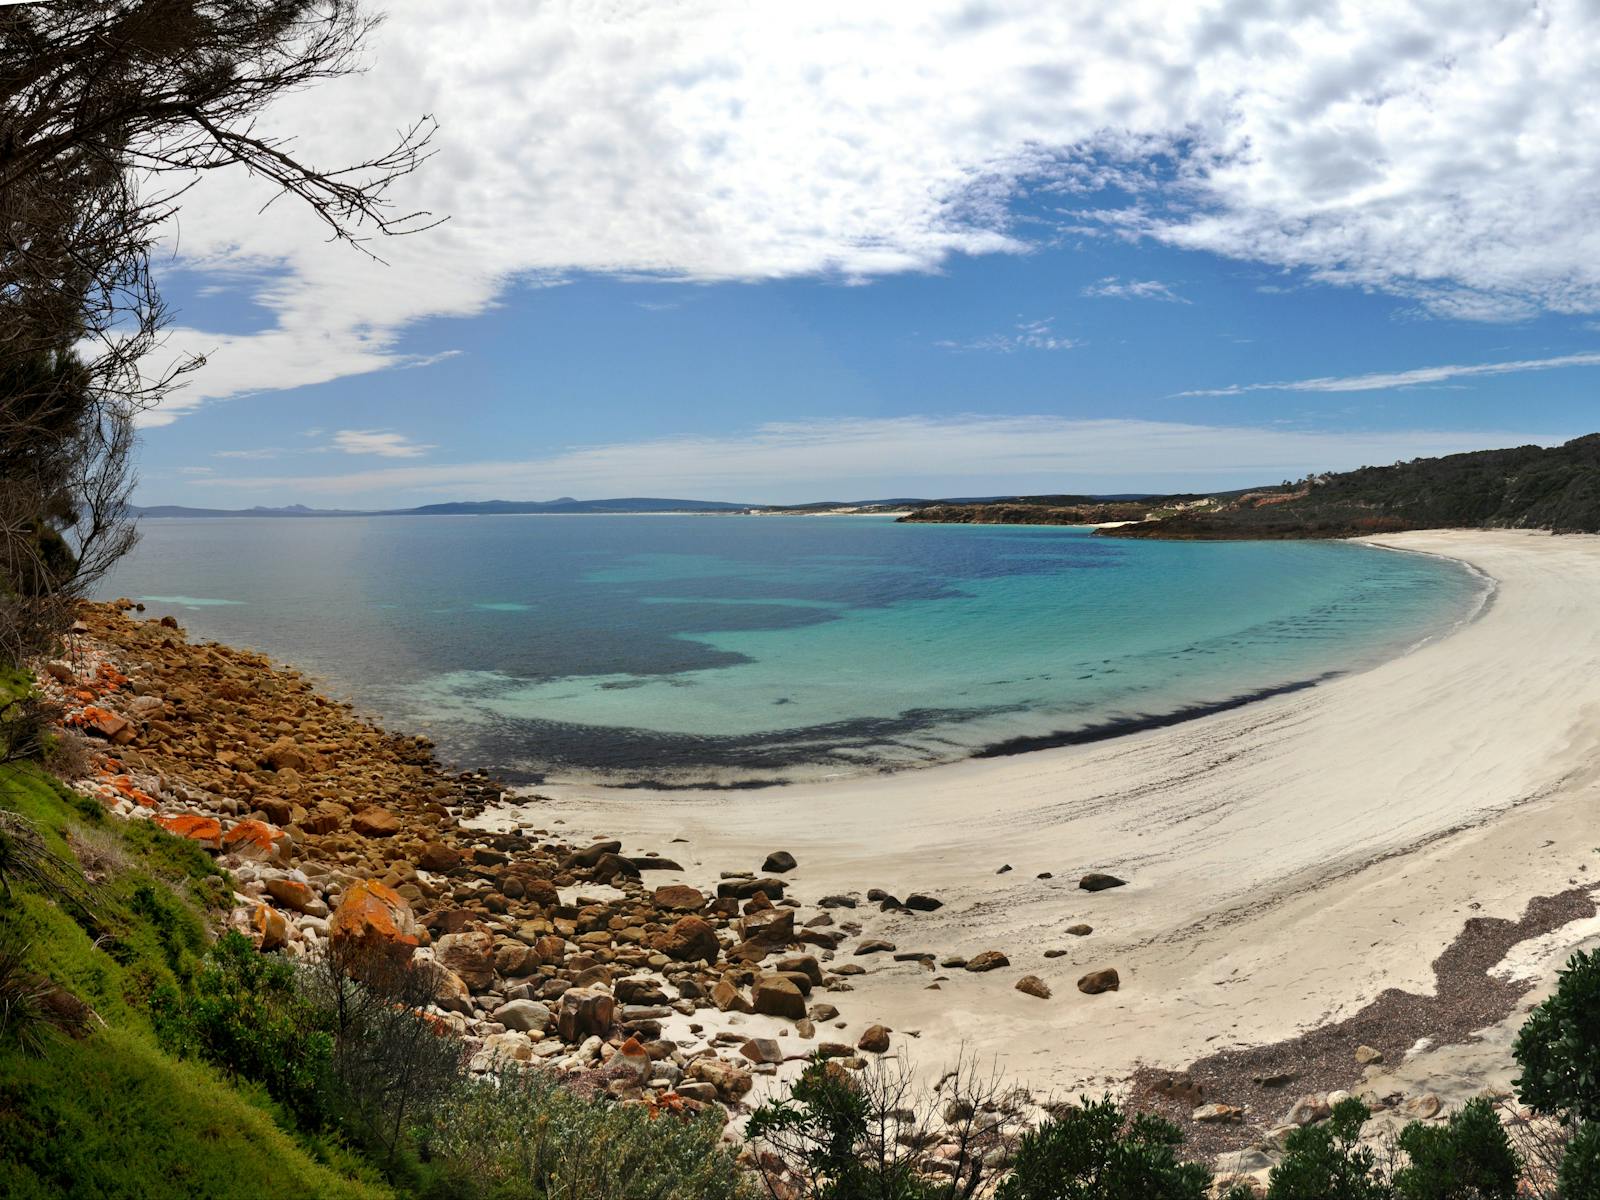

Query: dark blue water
[99,515,1486,785]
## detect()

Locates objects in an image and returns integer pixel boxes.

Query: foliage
[426,1066,752,1200]
[153,930,334,1124]
[1558,1120,1600,1199]
[0,936,92,1055]
[1514,949,1600,1123]
[0,807,99,918]
[995,1096,1212,1200]
[1266,1099,1390,1200]
[1393,1099,1520,1200]
[747,1054,1018,1199]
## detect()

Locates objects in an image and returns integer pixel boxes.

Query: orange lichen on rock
[153,813,223,850]
[329,879,422,964]
[222,819,286,861]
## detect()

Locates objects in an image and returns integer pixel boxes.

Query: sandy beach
[477,529,1600,1099]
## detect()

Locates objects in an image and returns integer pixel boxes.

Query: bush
[996,1096,1211,1200]
[1514,949,1600,1123]
[1265,1098,1389,1200]
[1393,1098,1519,1200]
[1559,1120,1600,1198]
[425,1066,750,1200]
[152,931,334,1125]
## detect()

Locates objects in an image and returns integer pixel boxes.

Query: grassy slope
[0,762,391,1200]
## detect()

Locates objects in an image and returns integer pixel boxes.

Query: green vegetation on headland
[898,435,1600,539]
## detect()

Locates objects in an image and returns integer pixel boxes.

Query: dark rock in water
[1078,873,1126,893]
[763,850,798,873]
[905,893,943,912]
[1077,968,1120,994]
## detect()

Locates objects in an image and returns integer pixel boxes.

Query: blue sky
[136,3,1600,507]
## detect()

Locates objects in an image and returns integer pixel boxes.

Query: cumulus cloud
[190,415,1565,505]
[1081,277,1190,304]
[154,1,1600,417]
[1178,352,1600,397]
[328,430,435,458]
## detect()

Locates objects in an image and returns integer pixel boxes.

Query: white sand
[479,530,1600,1095]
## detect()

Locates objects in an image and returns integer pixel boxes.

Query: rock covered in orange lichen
[328,879,422,965]
[222,818,287,862]
[153,813,223,850]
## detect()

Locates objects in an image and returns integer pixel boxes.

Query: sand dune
[481,530,1600,1094]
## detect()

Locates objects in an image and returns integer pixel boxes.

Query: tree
[1,1,437,665]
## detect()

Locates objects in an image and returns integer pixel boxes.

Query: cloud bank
[152,1,1600,419]
[191,416,1565,505]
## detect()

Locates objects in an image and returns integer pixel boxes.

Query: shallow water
[99,515,1486,785]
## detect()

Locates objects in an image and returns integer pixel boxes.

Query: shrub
[1393,1098,1519,1200]
[1265,1098,1389,1200]
[1514,949,1600,1123]
[426,1066,750,1200]
[0,808,97,917]
[1559,1120,1600,1198]
[748,1054,1018,1200]
[995,1096,1211,1200]
[0,937,92,1055]
[152,930,334,1125]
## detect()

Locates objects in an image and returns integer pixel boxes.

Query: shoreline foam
[479,530,1600,1108]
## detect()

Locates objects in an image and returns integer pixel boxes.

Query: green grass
[0,761,393,1200]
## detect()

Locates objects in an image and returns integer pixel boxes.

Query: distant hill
[1105,435,1600,540]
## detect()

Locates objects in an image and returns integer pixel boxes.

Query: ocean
[98,514,1487,786]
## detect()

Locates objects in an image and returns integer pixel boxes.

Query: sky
[138,0,1600,507]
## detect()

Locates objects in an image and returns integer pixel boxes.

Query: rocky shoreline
[39,597,1588,1191]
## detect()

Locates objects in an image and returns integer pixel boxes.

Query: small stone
[964,950,1009,973]
[1193,1103,1244,1124]
[854,939,896,955]
[1076,968,1119,994]
[351,807,401,838]
[1286,1094,1332,1126]
[1014,975,1051,999]
[996,864,1012,874]
[905,893,943,912]
[1403,1093,1442,1120]
[1354,1044,1384,1065]
[1065,924,1093,936]
[762,850,798,873]
[493,999,552,1033]
[740,1037,784,1065]
[857,1024,891,1053]
[752,974,807,1019]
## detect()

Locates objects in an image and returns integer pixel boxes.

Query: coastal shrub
[1514,949,1600,1123]
[748,1054,1019,1199]
[994,1096,1211,1200]
[1265,1098,1389,1200]
[1558,1120,1600,1198]
[1392,1098,1520,1199]
[152,930,334,1125]
[424,1066,751,1200]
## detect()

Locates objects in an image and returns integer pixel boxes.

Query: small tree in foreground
[996,1096,1212,1200]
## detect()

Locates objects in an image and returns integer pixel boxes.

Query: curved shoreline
[482,530,1600,1102]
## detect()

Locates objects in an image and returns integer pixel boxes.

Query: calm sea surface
[98,515,1486,785]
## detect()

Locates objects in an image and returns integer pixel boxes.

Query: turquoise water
[99,515,1486,785]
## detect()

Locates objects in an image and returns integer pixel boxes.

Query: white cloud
[936,317,1077,353]
[1178,352,1600,397]
[329,429,435,458]
[187,415,1566,505]
[214,448,283,460]
[1081,277,1190,304]
[152,1,1600,417]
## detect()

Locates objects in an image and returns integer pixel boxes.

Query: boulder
[854,939,896,956]
[1078,873,1126,893]
[752,974,807,1019]
[1286,1094,1332,1126]
[222,819,286,862]
[564,840,622,869]
[738,906,795,946]
[650,916,721,963]
[1193,1103,1244,1124]
[686,1056,753,1102]
[857,1024,891,1053]
[905,893,943,912]
[774,954,824,986]
[653,883,706,912]
[154,813,222,851]
[250,903,289,951]
[712,978,753,1013]
[1014,975,1051,999]
[1076,968,1120,995]
[1354,1045,1384,1065]
[352,806,401,838]
[493,999,552,1033]
[591,852,640,883]
[762,850,798,873]
[417,842,461,873]
[328,879,422,966]
[964,950,1009,973]
[264,877,324,915]
[261,737,310,772]
[81,708,134,744]
[1065,924,1093,936]
[716,876,786,901]
[435,928,496,991]
[556,987,615,1042]
[300,803,347,835]
[740,1037,784,1065]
